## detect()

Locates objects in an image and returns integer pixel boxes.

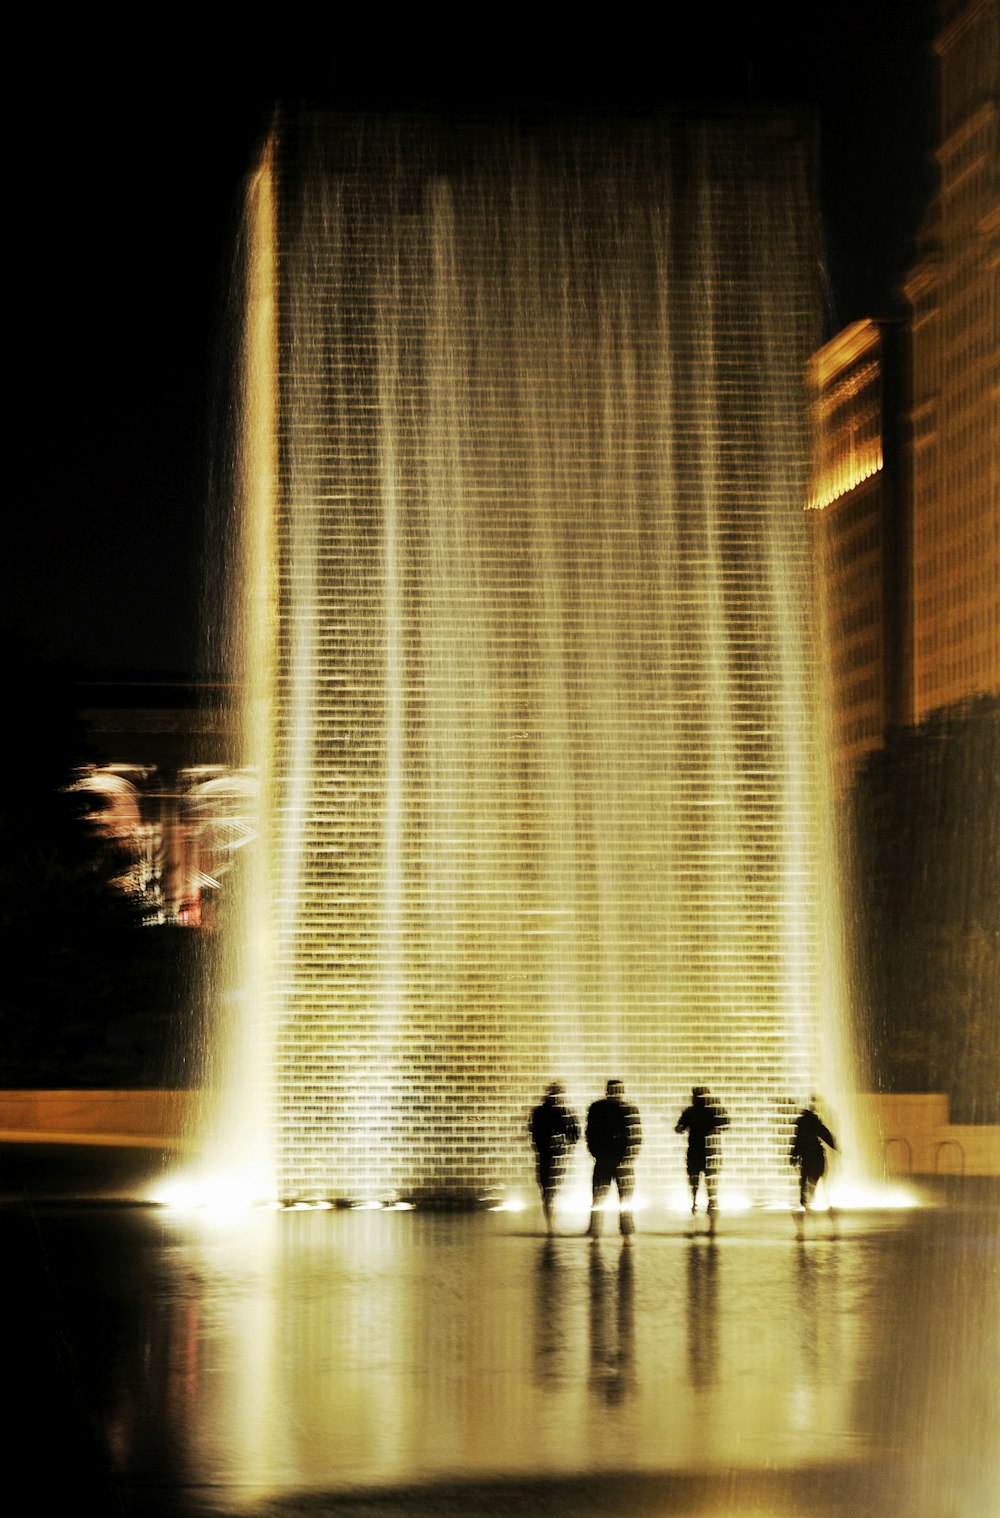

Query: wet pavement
[4,1147,998,1517]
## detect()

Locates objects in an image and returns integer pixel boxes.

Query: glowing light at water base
[210,108,864,1206]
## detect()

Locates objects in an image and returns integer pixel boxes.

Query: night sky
[9,5,938,676]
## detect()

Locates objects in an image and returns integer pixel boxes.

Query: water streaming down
[203,109,865,1207]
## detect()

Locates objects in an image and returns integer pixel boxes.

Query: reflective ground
[5,1150,997,1517]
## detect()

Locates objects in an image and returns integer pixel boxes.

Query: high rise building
[808,320,908,790]
[903,0,999,723]
[813,0,999,782]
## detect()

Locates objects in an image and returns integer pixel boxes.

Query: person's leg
[616,1165,635,1235]
[816,1165,838,1235]
[590,1162,611,1236]
[538,1158,551,1224]
[540,1157,559,1232]
[705,1166,718,1234]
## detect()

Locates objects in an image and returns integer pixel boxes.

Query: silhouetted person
[675,1086,729,1228]
[529,1082,581,1232]
[586,1079,642,1237]
[791,1098,837,1215]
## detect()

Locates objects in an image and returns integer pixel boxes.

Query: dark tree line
[845,695,1000,1123]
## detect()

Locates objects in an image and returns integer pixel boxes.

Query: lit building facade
[808,320,908,790]
[903,0,1000,723]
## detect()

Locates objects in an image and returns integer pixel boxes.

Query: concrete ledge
[0,1090,196,1145]
[0,1129,189,1149]
[862,1093,1000,1177]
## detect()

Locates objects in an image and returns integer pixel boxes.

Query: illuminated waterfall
[213,109,862,1206]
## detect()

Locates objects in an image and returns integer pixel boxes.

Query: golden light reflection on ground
[20,1195,994,1517]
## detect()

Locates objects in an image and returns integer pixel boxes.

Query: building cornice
[937,98,999,166]
[810,319,881,388]
[936,0,998,58]
[902,258,942,309]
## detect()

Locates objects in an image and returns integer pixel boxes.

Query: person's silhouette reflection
[684,1235,720,1389]
[587,1241,635,1404]
[532,1238,570,1390]
[793,1229,842,1390]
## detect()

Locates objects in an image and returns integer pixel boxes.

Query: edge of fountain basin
[10,1143,999,1216]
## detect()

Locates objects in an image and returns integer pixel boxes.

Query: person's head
[546,1081,564,1100]
[607,1078,624,1099]
[693,1085,708,1104]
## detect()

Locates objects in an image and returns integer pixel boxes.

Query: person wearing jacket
[586,1079,642,1237]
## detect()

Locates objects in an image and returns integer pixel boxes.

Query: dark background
[4,4,997,1119]
[8,5,939,675]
